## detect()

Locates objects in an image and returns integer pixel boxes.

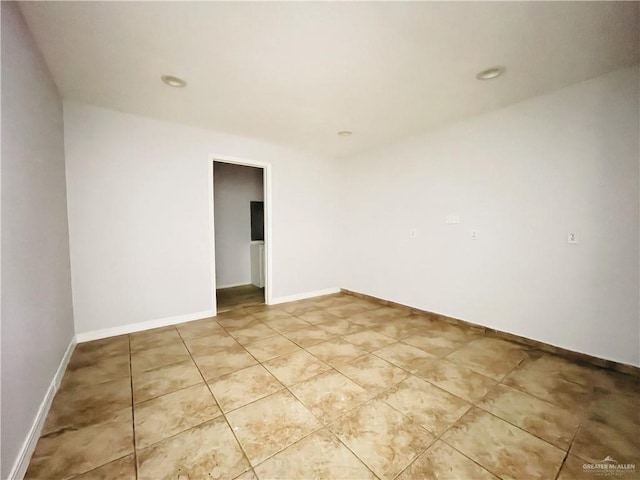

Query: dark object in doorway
[250,201,264,241]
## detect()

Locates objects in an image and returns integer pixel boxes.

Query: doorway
[209,155,271,314]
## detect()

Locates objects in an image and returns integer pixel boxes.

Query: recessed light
[337,131,352,137]
[161,74,187,88]
[476,67,505,80]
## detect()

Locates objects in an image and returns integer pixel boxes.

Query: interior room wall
[63,102,341,336]
[1,3,76,477]
[341,66,640,367]
[214,162,264,288]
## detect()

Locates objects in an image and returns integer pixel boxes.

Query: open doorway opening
[212,159,267,312]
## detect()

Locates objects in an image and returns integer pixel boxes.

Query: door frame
[208,154,273,315]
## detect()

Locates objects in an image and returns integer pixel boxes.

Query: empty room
[1,1,639,479]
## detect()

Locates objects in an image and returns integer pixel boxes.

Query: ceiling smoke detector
[476,67,505,80]
[161,74,187,87]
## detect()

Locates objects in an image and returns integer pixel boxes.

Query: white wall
[214,162,264,288]
[342,66,640,367]
[1,2,75,477]
[63,102,340,335]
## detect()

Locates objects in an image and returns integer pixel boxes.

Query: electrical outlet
[471,230,478,240]
[567,233,578,244]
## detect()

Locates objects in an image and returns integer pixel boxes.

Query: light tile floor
[26,293,640,480]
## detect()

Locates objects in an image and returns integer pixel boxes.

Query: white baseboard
[216,282,252,290]
[8,335,77,480]
[75,310,215,343]
[269,287,341,305]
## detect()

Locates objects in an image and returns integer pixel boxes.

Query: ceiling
[20,1,640,158]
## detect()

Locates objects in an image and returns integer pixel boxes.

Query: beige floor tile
[243,334,300,361]
[216,307,252,317]
[233,469,259,480]
[134,383,221,448]
[329,399,434,480]
[254,428,375,479]
[348,307,407,327]
[193,344,258,380]
[228,322,278,345]
[478,384,580,450]
[306,338,368,367]
[312,294,355,308]
[556,454,593,480]
[396,313,435,332]
[283,325,336,347]
[216,314,260,331]
[130,326,182,352]
[558,454,640,480]
[252,308,294,322]
[132,360,203,403]
[70,455,136,480]
[445,337,529,380]
[131,341,191,374]
[30,293,640,480]
[587,390,639,430]
[370,319,418,340]
[226,390,322,466]
[373,342,435,372]
[413,357,497,403]
[402,331,470,357]
[591,368,640,398]
[208,364,283,412]
[278,301,322,316]
[570,419,640,469]
[297,309,342,324]
[335,354,409,394]
[503,360,592,408]
[569,391,639,464]
[397,440,498,480]
[381,375,471,435]
[427,320,479,342]
[523,353,598,386]
[290,370,370,423]
[263,349,332,386]
[43,377,132,435]
[60,355,130,390]
[69,336,129,369]
[26,408,133,480]
[315,318,363,336]
[183,330,239,355]
[243,304,272,314]
[263,316,311,333]
[441,407,565,480]
[176,317,223,340]
[342,329,396,351]
[326,302,379,318]
[136,417,250,480]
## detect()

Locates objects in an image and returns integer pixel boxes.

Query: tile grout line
[265,318,437,480]
[214,316,336,478]
[359,332,567,479]
[553,425,583,480]
[214,310,386,478]
[139,306,575,479]
[128,334,140,480]
[175,326,258,480]
[36,295,629,480]
[141,301,615,479]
